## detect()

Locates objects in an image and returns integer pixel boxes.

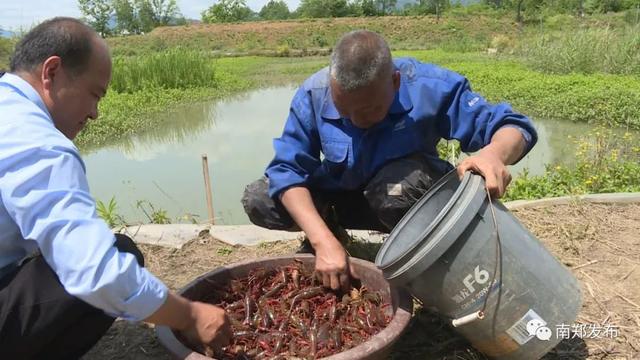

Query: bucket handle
[450,184,503,328]
[452,310,485,327]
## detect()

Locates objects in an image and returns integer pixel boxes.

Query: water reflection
[84,87,296,224]
[120,102,217,160]
[83,86,622,225]
[511,119,595,176]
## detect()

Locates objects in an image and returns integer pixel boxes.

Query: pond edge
[120,192,640,249]
[505,192,640,210]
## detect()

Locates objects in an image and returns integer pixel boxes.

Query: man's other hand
[313,237,357,291]
[457,149,512,198]
[182,302,232,352]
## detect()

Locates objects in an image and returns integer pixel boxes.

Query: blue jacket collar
[320,78,413,121]
[0,73,52,120]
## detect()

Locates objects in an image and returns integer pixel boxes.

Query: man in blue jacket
[243,30,537,292]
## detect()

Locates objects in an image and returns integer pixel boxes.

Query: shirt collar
[0,73,52,119]
[320,78,413,121]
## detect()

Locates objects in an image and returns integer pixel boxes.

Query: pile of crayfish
[203,260,391,359]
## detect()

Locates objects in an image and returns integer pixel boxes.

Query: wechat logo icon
[527,319,552,341]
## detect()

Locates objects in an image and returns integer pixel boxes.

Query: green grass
[517,25,640,75]
[0,37,15,70]
[106,14,521,57]
[3,14,639,205]
[1,11,636,75]
[457,62,640,129]
[4,15,637,157]
[78,49,640,151]
[102,10,636,61]
[78,87,233,149]
[214,56,327,86]
[96,196,126,228]
[400,50,640,129]
[505,128,640,201]
[110,49,218,93]
[76,55,325,150]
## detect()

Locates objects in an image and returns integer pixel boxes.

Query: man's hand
[313,236,355,291]
[457,148,511,198]
[280,186,358,291]
[181,301,232,351]
[145,293,232,353]
[457,126,527,198]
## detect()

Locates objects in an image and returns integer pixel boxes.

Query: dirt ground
[83,202,640,360]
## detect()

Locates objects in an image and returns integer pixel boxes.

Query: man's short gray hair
[330,30,393,91]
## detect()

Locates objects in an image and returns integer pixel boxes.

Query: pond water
[83,86,597,224]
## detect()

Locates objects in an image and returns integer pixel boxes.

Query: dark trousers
[0,234,145,360]
[242,155,447,233]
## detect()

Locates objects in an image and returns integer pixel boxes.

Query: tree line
[79,0,640,33]
[484,0,640,23]
[78,0,184,36]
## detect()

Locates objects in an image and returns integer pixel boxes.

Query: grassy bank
[105,11,634,57]
[81,51,640,223]
[76,55,326,150]
[504,128,640,201]
[2,11,638,76]
[0,12,630,153]
[407,50,640,128]
[78,49,640,151]
[0,37,15,70]
[110,49,218,93]
[107,14,520,56]
[517,25,640,75]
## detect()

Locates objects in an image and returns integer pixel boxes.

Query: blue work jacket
[266,57,537,198]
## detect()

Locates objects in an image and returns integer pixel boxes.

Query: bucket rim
[376,171,487,283]
[375,170,471,270]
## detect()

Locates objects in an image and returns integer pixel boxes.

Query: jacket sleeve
[0,145,168,321]
[435,71,538,161]
[265,87,322,198]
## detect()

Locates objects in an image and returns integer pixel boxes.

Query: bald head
[330,30,393,92]
[8,17,112,140]
[10,17,106,77]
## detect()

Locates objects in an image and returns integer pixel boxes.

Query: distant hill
[0,28,15,38]
[111,15,520,57]
[397,0,480,10]
[396,0,415,9]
